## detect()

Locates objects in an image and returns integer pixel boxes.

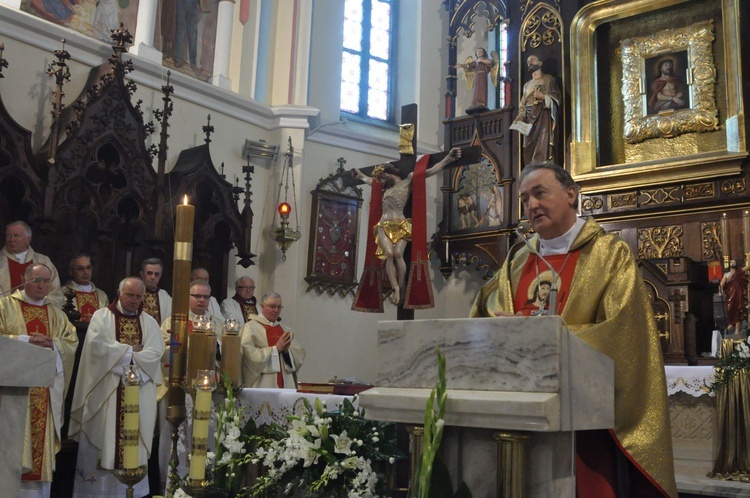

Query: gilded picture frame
[621,21,719,144]
[569,0,746,193]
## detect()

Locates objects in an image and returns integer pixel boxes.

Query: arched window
[340,0,397,123]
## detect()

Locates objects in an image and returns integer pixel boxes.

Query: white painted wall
[0,2,489,386]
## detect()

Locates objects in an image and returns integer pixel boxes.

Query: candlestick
[189,370,216,481]
[219,319,242,389]
[121,364,142,470]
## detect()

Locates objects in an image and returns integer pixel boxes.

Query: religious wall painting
[449,155,503,233]
[154,0,217,82]
[20,0,140,43]
[621,20,719,144]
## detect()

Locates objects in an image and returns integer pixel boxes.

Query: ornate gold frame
[570,0,746,193]
[621,21,718,144]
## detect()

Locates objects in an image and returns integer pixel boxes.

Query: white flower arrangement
[711,336,750,391]
[248,397,401,497]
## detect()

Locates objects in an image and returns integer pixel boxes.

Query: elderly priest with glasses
[240,292,305,389]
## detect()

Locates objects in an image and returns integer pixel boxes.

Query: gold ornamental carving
[620,20,719,144]
[684,183,714,200]
[581,196,603,212]
[638,226,684,259]
[610,192,638,209]
[521,3,561,52]
[639,187,681,206]
[701,222,722,261]
[720,178,746,194]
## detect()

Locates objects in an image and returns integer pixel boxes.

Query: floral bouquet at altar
[710,336,750,391]
[248,397,402,498]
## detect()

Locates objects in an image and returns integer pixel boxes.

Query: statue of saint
[719,259,748,334]
[510,55,561,166]
[453,48,499,113]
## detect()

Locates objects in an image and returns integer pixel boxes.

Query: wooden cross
[347,103,481,319]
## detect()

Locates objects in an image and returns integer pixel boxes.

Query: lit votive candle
[189,370,216,480]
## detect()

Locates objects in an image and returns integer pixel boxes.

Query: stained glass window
[341,0,396,122]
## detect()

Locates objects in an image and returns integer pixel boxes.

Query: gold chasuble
[110,302,143,469]
[470,218,677,498]
[0,291,77,485]
[142,289,162,324]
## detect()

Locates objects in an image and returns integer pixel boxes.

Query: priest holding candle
[69,277,164,498]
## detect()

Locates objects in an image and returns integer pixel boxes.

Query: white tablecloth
[238,388,358,427]
[664,366,715,397]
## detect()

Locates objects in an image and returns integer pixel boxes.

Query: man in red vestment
[719,259,748,334]
[0,221,62,307]
[62,253,109,322]
[240,292,305,388]
[0,264,78,498]
[470,163,677,497]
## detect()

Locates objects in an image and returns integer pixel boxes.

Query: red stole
[141,289,161,323]
[352,179,387,312]
[9,258,32,290]
[513,251,580,315]
[261,323,285,388]
[107,301,143,469]
[232,294,258,320]
[74,290,100,322]
[20,302,51,481]
[404,155,434,309]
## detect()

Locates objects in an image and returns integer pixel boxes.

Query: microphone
[0,277,47,297]
[515,220,559,316]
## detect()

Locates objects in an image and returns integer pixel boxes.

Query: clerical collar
[21,290,45,306]
[13,250,29,263]
[72,281,93,292]
[116,300,138,316]
[538,217,586,256]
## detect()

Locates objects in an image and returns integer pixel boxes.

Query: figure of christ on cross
[353,147,462,305]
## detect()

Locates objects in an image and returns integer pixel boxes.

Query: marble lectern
[359,316,615,498]
[0,336,57,497]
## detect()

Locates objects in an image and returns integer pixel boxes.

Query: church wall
[0,2,488,385]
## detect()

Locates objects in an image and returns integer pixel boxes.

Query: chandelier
[270,137,301,261]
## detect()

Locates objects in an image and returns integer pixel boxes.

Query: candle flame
[183,195,189,205]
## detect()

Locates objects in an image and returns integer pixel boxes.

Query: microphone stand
[516,222,559,316]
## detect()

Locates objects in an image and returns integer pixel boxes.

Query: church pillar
[130,0,163,64]
[264,0,312,106]
[494,431,529,498]
[211,0,235,90]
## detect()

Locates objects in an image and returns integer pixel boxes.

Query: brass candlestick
[113,465,147,498]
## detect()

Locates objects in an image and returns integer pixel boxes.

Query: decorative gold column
[721,212,730,271]
[493,431,529,498]
[406,425,424,491]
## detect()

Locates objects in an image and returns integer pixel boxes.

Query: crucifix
[346,103,481,317]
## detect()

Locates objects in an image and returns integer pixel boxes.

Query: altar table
[664,366,717,476]
[237,388,357,427]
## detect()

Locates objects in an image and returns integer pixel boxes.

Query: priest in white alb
[68,277,164,498]
[240,292,305,388]
[0,263,77,498]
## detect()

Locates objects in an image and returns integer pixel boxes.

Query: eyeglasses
[190,294,211,300]
[263,304,283,310]
[236,286,256,290]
